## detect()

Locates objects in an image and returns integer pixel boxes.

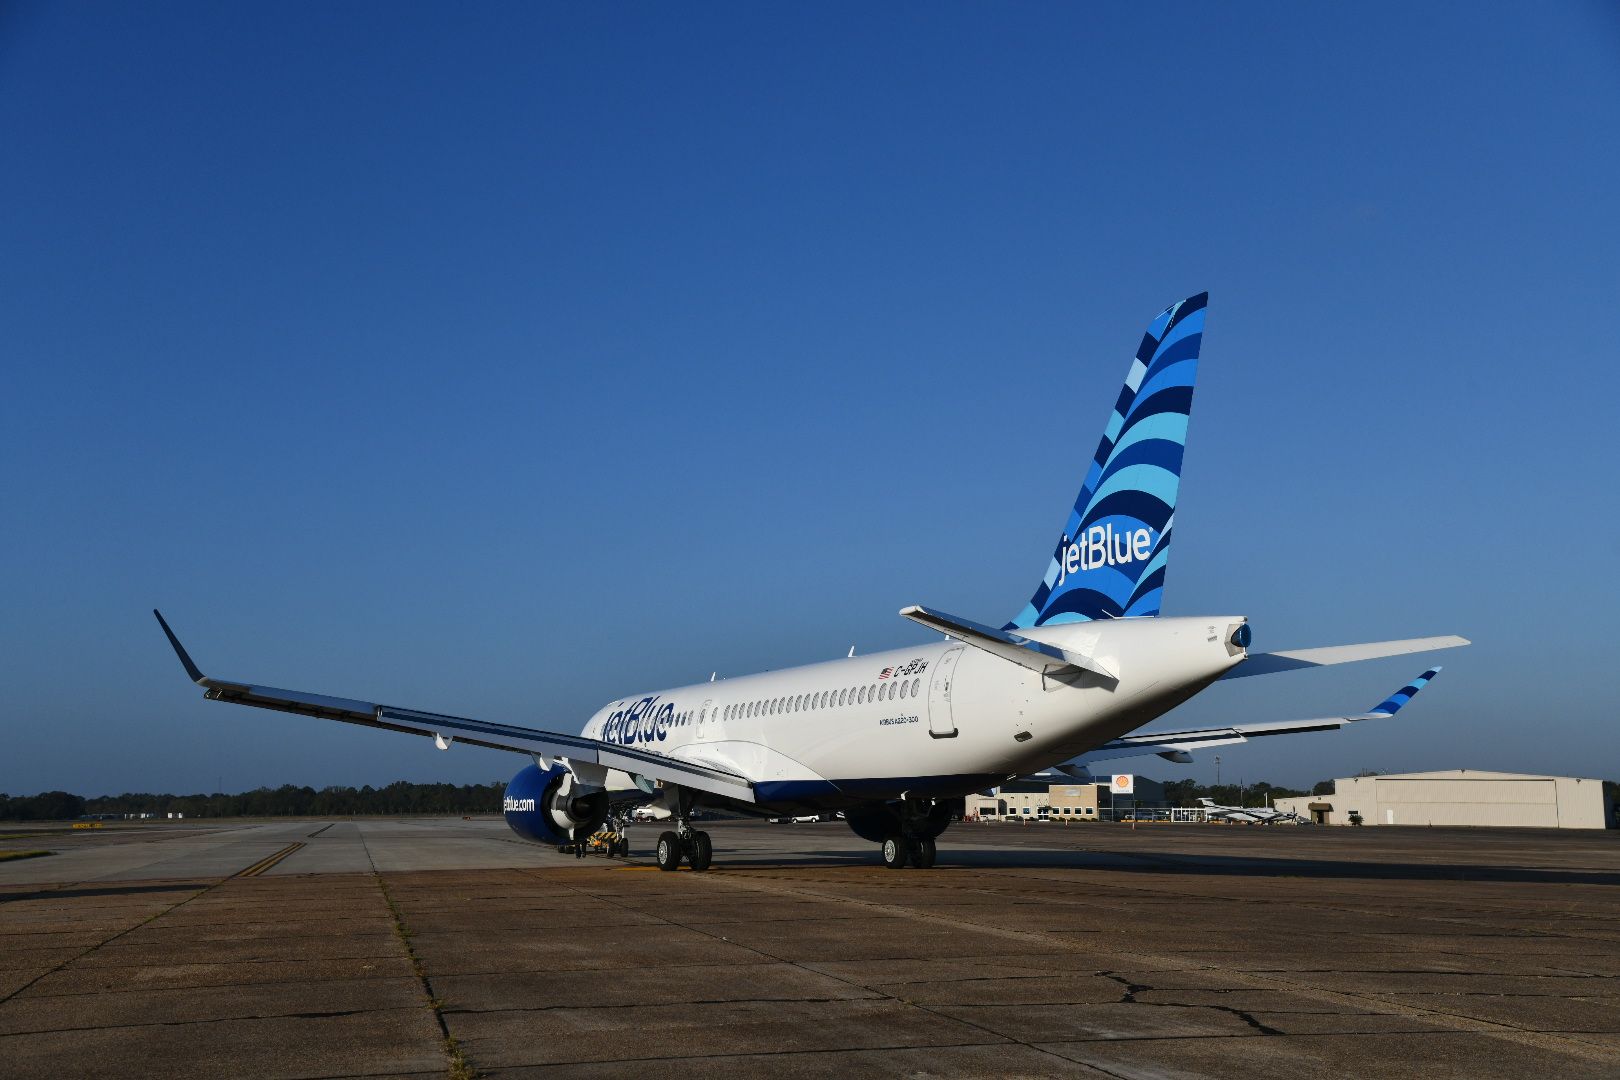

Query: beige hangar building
[1274,770,1615,829]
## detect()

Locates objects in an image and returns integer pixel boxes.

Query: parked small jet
[156,294,1467,871]
[1196,798,1300,824]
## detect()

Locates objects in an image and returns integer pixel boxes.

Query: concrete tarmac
[2,817,1618,1078]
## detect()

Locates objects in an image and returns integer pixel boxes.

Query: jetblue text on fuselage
[1055,524,1155,586]
[603,697,675,745]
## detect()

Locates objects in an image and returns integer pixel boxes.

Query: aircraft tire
[881,835,908,869]
[656,831,683,871]
[688,831,713,871]
[913,836,937,869]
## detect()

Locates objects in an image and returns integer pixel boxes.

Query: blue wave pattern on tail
[1369,668,1441,715]
[1006,293,1208,629]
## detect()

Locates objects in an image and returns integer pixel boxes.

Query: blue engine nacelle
[503,762,609,845]
[503,762,569,845]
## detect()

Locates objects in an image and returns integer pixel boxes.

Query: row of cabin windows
[721,677,923,723]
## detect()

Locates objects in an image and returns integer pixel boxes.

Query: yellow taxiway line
[236,841,305,877]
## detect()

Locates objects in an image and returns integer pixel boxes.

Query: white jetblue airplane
[156,293,1466,871]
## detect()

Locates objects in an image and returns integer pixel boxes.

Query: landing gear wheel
[912,836,937,869]
[687,831,713,871]
[616,838,630,857]
[881,835,908,869]
[656,831,683,871]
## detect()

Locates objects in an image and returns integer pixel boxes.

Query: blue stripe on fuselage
[752,773,1002,809]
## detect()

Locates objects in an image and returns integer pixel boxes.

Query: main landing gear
[881,833,936,870]
[654,787,714,872]
[855,794,958,870]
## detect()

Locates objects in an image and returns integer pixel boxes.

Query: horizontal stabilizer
[1072,667,1444,764]
[1221,635,1467,680]
[900,605,1118,681]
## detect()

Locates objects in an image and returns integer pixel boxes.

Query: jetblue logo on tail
[1006,293,1207,628]
[1055,526,1156,586]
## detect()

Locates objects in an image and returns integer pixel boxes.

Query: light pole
[1215,755,1221,788]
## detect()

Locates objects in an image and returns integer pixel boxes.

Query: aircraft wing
[153,611,756,803]
[1076,668,1443,764]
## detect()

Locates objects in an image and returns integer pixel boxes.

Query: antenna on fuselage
[710,672,716,682]
[847,645,856,657]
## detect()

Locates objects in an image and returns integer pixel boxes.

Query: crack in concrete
[1096,970,1286,1035]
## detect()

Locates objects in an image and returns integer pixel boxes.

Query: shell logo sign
[1110,774,1135,795]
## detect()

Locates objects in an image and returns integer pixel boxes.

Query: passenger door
[927,646,965,738]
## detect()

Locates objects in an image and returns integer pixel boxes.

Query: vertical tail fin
[1006,293,1208,628]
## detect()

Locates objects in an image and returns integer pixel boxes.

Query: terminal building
[965,777,1166,821]
[1273,770,1615,829]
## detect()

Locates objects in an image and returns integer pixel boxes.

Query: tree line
[2,778,1326,820]
[0,781,507,821]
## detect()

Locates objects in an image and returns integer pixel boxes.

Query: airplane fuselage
[580,615,1250,813]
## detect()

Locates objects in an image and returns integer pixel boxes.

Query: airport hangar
[964,771,1615,828]
[1274,769,1615,828]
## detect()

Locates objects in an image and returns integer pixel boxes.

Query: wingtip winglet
[153,609,207,684]
[1369,666,1442,717]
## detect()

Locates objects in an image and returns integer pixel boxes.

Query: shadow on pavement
[0,881,208,903]
[703,846,1620,885]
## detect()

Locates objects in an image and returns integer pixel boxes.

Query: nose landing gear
[654,827,714,871]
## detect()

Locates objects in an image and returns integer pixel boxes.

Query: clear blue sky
[3,3,1617,797]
